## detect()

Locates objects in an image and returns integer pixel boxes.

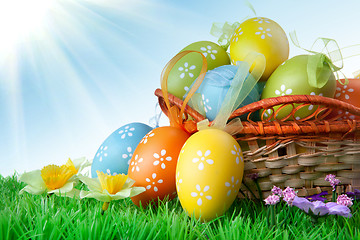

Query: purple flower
[282,187,297,206]
[346,189,360,200]
[325,174,341,191]
[292,196,352,218]
[247,173,259,181]
[324,174,335,182]
[325,202,352,218]
[264,194,280,205]
[271,185,283,197]
[305,191,328,202]
[337,194,353,207]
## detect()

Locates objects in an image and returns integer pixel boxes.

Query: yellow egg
[176,129,244,221]
[229,17,289,81]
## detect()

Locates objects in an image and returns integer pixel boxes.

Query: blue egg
[188,65,261,121]
[91,122,153,177]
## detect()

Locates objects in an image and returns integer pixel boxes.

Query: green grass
[0,174,359,240]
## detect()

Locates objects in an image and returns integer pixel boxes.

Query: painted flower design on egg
[192,150,214,170]
[178,62,196,79]
[180,142,187,154]
[176,171,182,191]
[96,145,108,162]
[255,27,272,39]
[263,109,273,119]
[336,110,356,120]
[145,173,163,192]
[335,85,354,100]
[202,94,212,113]
[106,169,118,176]
[253,17,271,24]
[231,28,243,43]
[191,185,212,206]
[130,154,143,172]
[118,125,135,139]
[140,130,154,144]
[231,145,243,164]
[225,176,240,196]
[122,147,133,165]
[153,149,172,169]
[292,92,324,120]
[236,28,243,34]
[308,92,323,111]
[275,84,292,96]
[200,45,218,60]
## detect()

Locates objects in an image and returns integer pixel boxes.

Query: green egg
[260,54,336,120]
[167,41,230,99]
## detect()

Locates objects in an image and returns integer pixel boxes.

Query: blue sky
[0,0,359,176]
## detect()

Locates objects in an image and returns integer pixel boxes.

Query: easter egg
[328,78,360,120]
[190,65,261,121]
[91,122,153,177]
[229,17,289,81]
[167,41,230,99]
[260,55,336,120]
[128,126,190,207]
[176,128,244,221]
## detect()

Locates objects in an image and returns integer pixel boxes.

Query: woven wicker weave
[155,88,360,199]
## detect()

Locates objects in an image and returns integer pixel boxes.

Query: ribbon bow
[160,50,208,134]
[209,1,257,51]
[210,22,241,50]
[289,31,348,87]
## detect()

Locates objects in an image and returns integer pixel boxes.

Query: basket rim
[154,88,360,137]
[155,88,360,119]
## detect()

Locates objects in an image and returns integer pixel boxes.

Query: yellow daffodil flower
[19,157,91,197]
[79,171,145,213]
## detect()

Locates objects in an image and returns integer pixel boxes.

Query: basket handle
[230,94,360,120]
[155,89,205,122]
[155,88,360,121]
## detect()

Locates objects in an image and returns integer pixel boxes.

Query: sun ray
[0,0,190,176]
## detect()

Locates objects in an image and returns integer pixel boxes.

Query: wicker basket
[155,88,360,199]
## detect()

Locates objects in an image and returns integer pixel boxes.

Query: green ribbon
[334,44,360,79]
[210,21,240,50]
[289,31,348,87]
[210,1,257,51]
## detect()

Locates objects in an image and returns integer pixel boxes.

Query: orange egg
[329,78,360,120]
[128,126,190,207]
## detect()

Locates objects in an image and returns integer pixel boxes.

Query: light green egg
[260,54,336,120]
[167,41,230,99]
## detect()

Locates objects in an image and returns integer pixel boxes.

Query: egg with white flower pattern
[229,17,289,81]
[167,41,230,100]
[128,126,190,207]
[327,78,360,120]
[91,122,153,177]
[189,64,261,121]
[260,55,336,120]
[176,128,244,221]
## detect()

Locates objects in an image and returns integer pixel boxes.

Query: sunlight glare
[0,0,55,53]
